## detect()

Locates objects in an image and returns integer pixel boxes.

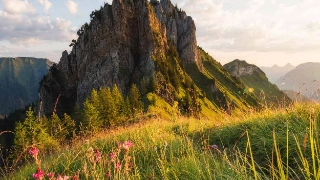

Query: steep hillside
[275,62,320,100]
[39,0,260,117]
[0,57,53,115]
[224,60,290,106]
[260,63,295,83]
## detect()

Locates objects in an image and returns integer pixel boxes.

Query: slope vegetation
[224,59,290,107]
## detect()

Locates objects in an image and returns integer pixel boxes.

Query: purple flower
[210,145,218,149]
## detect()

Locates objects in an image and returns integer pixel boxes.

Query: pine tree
[99,87,114,126]
[112,84,125,121]
[13,107,57,157]
[83,99,102,134]
[123,96,132,118]
[129,84,143,116]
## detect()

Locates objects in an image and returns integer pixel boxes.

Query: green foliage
[78,84,144,132]
[13,107,57,155]
[83,98,102,133]
[129,84,143,116]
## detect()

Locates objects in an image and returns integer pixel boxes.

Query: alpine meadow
[1,0,320,180]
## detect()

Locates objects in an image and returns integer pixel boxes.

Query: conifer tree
[83,99,102,134]
[13,107,56,156]
[99,87,114,126]
[112,84,125,120]
[123,96,132,118]
[129,84,143,116]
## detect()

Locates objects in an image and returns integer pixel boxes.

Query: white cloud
[2,0,36,15]
[0,11,76,46]
[38,0,52,13]
[170,0,320,54]
[66,0,78,15]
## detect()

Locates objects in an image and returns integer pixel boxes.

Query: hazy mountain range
[260,63,296,83]
[274,62,320,100]
[0,57,53,117]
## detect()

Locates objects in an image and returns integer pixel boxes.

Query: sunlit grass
[3,102,320,179]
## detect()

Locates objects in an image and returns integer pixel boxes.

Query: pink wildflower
[56,174,70,180]
[109,152,116,161]
[29,147,39,158]
[106,172,111,178]
[32,167,44,180]
[122,141,133,151]
[115,162,121,170]
[46,172,55,178]
[95,149,101,162]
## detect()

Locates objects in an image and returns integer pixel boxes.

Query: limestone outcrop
[40,0,202,115]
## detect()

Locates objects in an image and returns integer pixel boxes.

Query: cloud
[0,10,77,46]
[66,0,78,15]
[2,0,36,15]
[37,0,52,13]
[170,0,320,54]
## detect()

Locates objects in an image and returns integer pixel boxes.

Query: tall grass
[3,102,320,179]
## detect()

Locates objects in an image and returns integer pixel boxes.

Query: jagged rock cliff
[0,57,53,115]
[40,0,203,115]
[224,59,260,78]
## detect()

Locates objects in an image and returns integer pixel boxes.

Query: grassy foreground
[3,102,320,179]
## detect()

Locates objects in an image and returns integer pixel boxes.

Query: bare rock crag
[40,0,202,115]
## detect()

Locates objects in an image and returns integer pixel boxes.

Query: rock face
[0,57,53,115]
[40,0,202,115]
[224,59,260,77]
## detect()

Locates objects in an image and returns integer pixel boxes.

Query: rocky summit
[40,0,203,115]
[40,0,259,116]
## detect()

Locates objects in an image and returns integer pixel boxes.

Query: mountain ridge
[0,57,53,116]
[224,59,291,106]
[260,63,296,83]
[275,62,320,100]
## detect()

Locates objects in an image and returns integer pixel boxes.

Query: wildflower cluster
[29,147,78,180]
[105,140,134,179]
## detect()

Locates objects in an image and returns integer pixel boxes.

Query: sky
[0,0,320,67]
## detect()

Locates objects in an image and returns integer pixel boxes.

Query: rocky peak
[224,59,261,78]
[40,0,202,115]
[152,0,202,69]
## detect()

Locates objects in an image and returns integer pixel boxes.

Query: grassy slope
[7,102,320,179]
[186,48,260,113]
[224,60,290,107]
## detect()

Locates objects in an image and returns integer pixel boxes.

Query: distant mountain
[260,63,296,83]
[224,60,290,106]
[275,62,320,100]
[282,90,310,103]
[0,57,53,116]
